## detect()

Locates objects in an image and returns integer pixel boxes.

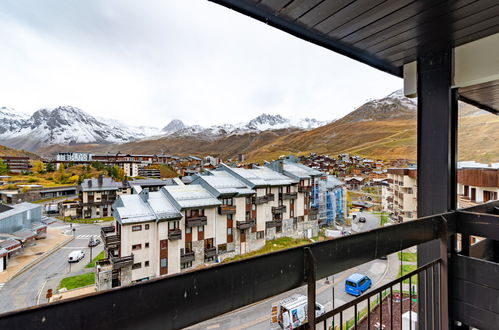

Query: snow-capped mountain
[159,114,327,139]
[338,89,417,124]
[0,106,155,151]
[0,106,326,151]
[162,119,186,134]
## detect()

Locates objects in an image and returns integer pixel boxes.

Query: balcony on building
[298,185,311,193]
[309,207,319,216]
[101,225,120,252]
[168,228,182,240]
[266,193,275,201]
[204,247,217,259]
[281,192,297,200]
[236,219,255,230]
[271,205,286,214]
[218,205,236,215]
[180,249,195,263]
[255,195,268,205]
[185,215,207,227]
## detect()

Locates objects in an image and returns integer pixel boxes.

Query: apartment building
[457,162,499,205]
[192,170,259,255]
[78,176,130,218]
[99,183,221,287]
[0,156,31,173]
[384,168,417,222]
[97,161,323,287]
[56,152,92,162]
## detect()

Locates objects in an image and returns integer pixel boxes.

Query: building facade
[0,156,30,173]
[384,168,418,222]
[97,161,326,288]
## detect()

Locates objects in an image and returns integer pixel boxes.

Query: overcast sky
[0,0,401,128]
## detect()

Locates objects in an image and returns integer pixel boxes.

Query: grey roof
[31,222,47,231]
[114,190,182,224]
[162,185,221,209]
[220,165,297,188]
[0,202,40,220]
[12,228,37,240]
[81,177,126,192]
[282,161,322,179]
[0,237,20,249]
[194,171,255,197]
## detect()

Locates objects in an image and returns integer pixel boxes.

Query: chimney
[88,180,92,187]
[98,175,104,185]
[277,159,284,174]
[140,188,149,202]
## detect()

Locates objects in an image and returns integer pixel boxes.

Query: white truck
[272,294,325,329]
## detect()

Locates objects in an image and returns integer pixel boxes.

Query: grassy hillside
[0,144,42,159]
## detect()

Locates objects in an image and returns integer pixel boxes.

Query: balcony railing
[309,207,318,215]
[204,247,217,259]
[271,205,286,214]
[180,251,195,263]
[218,205,236,215]
[266,193,275,201]
[265,219,282,228]
[110,255,134,270]
[2,201,499,330]
[298,186,311,193]
[185,215,207,227]
[281,192,297,200]
[236,219,255,230]
[168,229,182,240]
[255,196,268,205]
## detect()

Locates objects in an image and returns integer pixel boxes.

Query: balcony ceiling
[210,0,499,112]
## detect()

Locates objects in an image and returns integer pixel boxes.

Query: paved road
[188,257,390,330]
[0,220,103,313]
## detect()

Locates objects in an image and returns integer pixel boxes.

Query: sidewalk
[0,228,72,283]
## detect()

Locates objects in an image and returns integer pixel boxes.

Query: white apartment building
[384,168,417,222]
[98,161,322,288]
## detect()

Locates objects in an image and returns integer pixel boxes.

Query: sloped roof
[196,171,255,197]
[227,166,297,188]
[163,185,221,209]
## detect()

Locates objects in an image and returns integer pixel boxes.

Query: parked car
[345,273,372,296]
[274,294,325,329]
[88,237,101,247]
[358,217,367,223]
[68,250,85,263]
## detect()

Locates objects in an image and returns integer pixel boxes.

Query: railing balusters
[400,280,403,329]
[367,296,370,330]
[390,286,393,330]
[409,276,412,330]
[340,311,343,330]
[379,291,383,330]
[354,303,358,330]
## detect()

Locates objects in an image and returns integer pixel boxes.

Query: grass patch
[222,237,311,263]
[398,252,417,262]
[85,251,105,268]
[397,264,418,284]
[58,272,95,290]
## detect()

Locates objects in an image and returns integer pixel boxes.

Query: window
[245,211,250,220]
[132,244,141,251]
[246,197,251,204]
[198,226,204,232]
[218,243,227,253]
[160,240,167,250]
[132,262,141,270]
[185,227,191,234]
[145,261,150,267]
[185,242,192,252]
[227,227,233,235]
[168,221,179,230]
[145,242,149,248]
[276,226,282,233]
[160,258,167,268]
[256,231,264,239]
[145,224,150,230]
[132,225,142,232]
[227,214,233,220]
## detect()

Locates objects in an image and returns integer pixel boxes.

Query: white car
[68,250,85,263]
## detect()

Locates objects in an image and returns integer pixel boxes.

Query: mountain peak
[162,119,186,134]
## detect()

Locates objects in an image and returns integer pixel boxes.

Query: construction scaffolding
[312,176,345,228]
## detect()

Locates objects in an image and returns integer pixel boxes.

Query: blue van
[345,273,372,296]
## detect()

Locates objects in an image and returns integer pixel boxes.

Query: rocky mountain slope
[0,106,159,151]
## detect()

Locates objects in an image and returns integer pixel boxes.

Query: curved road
[0,221,103,313]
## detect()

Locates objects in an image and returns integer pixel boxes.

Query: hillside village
[0,89,498,323]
